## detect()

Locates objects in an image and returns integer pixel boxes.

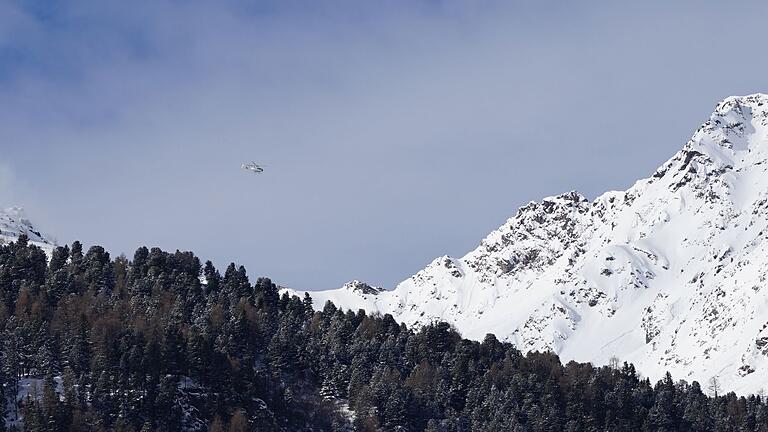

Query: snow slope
[0,206,55,254]
[288,94,768,394]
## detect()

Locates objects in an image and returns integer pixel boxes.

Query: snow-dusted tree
[708,376,721,398]
[608,355,621,370]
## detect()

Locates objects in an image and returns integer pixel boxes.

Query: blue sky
[1,0,767,289]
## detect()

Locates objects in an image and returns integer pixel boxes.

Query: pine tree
[648,372,678,431]
[203,260,221,295]
[69,241,83,262]
[61,366,78,409]
[161,321,187,377]
[92,369,117,426]
[0,356,6,432]
[48,245,69,274]
[155,375,182,432]
[2,325,21,423]
[42,370,60,431]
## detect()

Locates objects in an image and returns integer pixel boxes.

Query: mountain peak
[299,94,768,394]
[715,92,768,115]
[686,93,768,166]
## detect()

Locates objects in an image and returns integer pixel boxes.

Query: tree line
[0,235,767,431]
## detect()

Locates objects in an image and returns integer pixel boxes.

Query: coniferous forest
[2,236,768,431]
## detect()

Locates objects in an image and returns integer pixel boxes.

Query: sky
[1,0,767,290]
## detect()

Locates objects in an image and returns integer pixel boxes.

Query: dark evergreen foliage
[1,238,767,431]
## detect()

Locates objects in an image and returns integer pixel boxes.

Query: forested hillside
[1,235,767,431]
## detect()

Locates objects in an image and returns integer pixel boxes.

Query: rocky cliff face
[292,94,768,393]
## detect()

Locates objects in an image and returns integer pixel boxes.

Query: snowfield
[287,94,768,394]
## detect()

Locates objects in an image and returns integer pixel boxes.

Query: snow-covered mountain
[0,206,55,253]
[289,93,768,394]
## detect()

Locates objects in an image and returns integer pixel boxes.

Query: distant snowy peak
[0,206,55,255]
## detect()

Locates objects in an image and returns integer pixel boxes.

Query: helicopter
[241,161,265,174]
